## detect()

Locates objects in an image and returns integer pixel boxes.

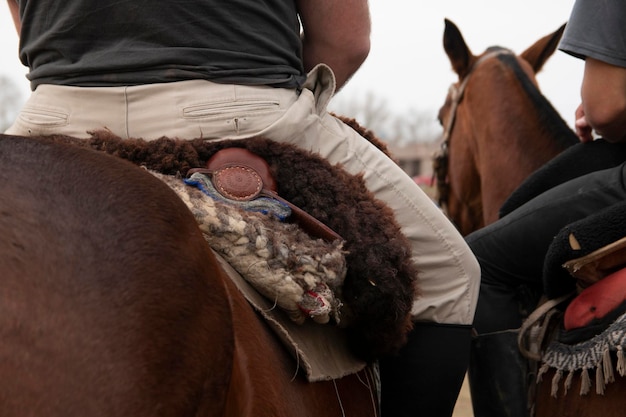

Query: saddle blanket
[539,310,626,397]
[153,171,366,381]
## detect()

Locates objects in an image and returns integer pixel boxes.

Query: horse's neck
[476,78,573,160]
[464,91,575,225]
[480,73,576,152]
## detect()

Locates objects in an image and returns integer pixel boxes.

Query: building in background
[388,139,441,201]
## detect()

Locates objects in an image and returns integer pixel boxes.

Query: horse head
[435,19,578,235]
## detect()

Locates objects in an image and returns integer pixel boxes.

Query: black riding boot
[468,329,530,417]
[379,322,472,417]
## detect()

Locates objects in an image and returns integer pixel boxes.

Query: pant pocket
[14,106,70,134]
[182,100,281,120]
[183,99,285,137]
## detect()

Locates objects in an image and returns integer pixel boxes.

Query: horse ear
[520,23,566,74]
[443,18,473,79]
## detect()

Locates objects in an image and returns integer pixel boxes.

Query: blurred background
[0,1,581,144]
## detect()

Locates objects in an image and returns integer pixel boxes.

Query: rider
[7,0,480,415]
[467,0,626,415]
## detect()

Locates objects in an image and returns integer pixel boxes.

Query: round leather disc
[213,165,263,201]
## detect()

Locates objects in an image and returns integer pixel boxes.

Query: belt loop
[123,86,130,139]
[302,64,336,115]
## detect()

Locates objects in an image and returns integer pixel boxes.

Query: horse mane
[40,131,418,360]
[486,49,581,215]
[492,48,578,149]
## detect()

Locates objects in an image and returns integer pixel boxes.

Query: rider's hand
[574,103,594,142]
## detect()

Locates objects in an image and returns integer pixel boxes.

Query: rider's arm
[580,57,626,143]
[297,0,371,91]
[8,0,20,34]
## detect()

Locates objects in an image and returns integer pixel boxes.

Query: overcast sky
[1,1,582,128]
[335,0,582,127]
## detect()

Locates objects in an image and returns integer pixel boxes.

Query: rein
[434,48,515,213]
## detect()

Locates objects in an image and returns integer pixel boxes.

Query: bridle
[433,48,516,213]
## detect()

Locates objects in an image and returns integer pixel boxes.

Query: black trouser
[468,162,626,335]
[466,162,626,417]
[379,322,472,417]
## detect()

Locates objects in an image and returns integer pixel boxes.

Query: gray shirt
[559,0,626,68]
[17,0,306,90]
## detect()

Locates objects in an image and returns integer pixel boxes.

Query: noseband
[434,48,515,213]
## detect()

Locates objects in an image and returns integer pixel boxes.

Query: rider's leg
[466,163,626,417]
[379,322,472,417]
[261,65,481,417]
[468,330,532,417]
[268,65,480,417]
[271,66,481,416]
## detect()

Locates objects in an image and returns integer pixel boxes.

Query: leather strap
[188,147,342,243]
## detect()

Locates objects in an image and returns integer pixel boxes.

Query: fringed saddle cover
[539,311,626,397]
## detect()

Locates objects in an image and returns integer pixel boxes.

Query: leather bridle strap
[441,48,515,144]
[435,48,515,212]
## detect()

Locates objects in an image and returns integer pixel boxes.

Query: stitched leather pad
[213,165,263,201]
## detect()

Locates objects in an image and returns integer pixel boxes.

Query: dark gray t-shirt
[559,0,626,68]
[17,0,306,90]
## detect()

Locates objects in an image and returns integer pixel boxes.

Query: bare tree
[0,75,24,132]
[329,90,441,145]
[329,90,392,136]
[389,108,441,145]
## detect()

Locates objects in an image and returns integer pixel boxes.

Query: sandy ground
[452,375,473,417]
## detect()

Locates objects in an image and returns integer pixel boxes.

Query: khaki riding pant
[7,65,480,325]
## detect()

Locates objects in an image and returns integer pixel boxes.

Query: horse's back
[0,134,379,417]
[0,135,233,416]
[221,269,378,417]
[535,368,626,417]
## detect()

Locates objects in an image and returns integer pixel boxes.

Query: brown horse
[0,134,378,417]
[436,20,626,417]
[435,19,579,236]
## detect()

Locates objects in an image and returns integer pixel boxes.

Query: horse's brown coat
[535,366,626,417]
[0,134,378,416]
[436,19,578,235]
[1,135,233,415]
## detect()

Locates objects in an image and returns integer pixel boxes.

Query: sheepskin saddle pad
[153,168,347,326]
[154,170,366,381]
[524,204,626,396]
[543,201,626,299]
[49,130,419,363]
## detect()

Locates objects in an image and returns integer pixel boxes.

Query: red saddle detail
[564,267,626,330]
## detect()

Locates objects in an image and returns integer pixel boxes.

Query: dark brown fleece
[39,128,419,361]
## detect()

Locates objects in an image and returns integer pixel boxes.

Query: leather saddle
[188,147,341,243]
